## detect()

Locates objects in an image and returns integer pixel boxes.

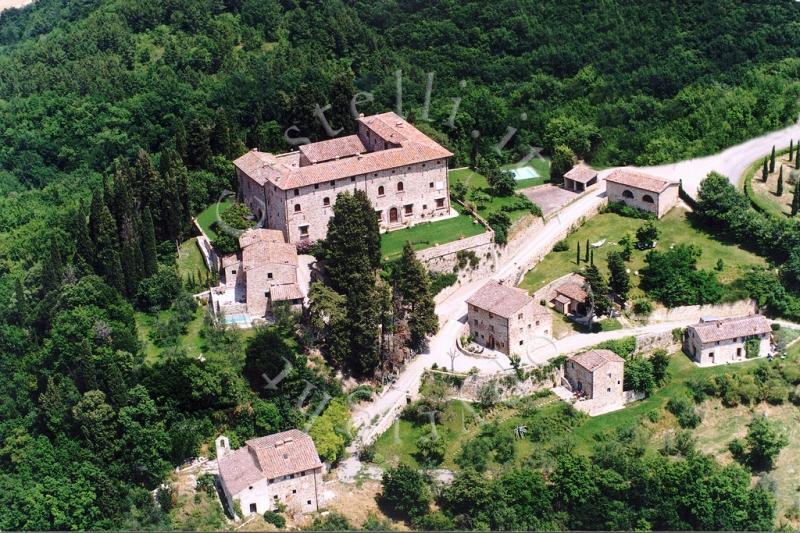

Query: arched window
[622,189,634,199]
[323,197,330,206]
[397,181,404,192]
[642,194,655,204]
[378,185,385,196]
[294,204,301,212]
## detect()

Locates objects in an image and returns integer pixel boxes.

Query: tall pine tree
[42,235,63,294]
[769,145,776,172]
[93,201,125,293]
[607,251,630,302]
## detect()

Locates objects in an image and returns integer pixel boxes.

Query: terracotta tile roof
[554,282,587,303]
[243,241,297,269]
[299,135,366,164]
[221,254,240,268]
[605,168,676,193]
[690,315,772,344]
[466,280,533,318]
[569,349,625,372]
[564,162,597,183]
[553,294,571,306]
[234,112,452,190]
[218,429,322,495]
[270,283,304,302]
[239,228,285,249]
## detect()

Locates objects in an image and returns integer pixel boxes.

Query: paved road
[637,119,800,197]
[352,185,609,442]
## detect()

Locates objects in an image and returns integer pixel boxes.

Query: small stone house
[563,162,598,192]
[605,168,679,218]
[216,430,323,518]
[684,315,772,366]
[549,274,588,316]
[466,280,552,355]
[564,349,625,405]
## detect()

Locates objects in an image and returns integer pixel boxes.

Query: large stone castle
[234,111,453,243]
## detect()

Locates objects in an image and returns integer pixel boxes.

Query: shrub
[553,239,570,252]
[594,336,637,357]
[666,396,701,428]
[196,473,216,496]
[632,298,653,316]
[745,338,761,358]
[430,272,457,294]
[604,201,656,220]
[263,511,286,528]
[762,378,788,405]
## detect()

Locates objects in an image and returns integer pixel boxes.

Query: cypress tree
[73,205,95,269]
[770,145,776,173]
[42,235,63,294]
[585,239,590,262]
[607,251,630,302]
[133,149,159,209]
[186,118,212,170]
[211,107,234,159]
[94,202,125,293]
[583,264,611,317]
[395,242,439,350]
[762,158,769,182]
[141,207,158,277]
[590,248,594,266]
[790,140,794,162]
[174,120,188,162]
[793,183,800,217]
[576,242,581,265]
[778,168,784,196]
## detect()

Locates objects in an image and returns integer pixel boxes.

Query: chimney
[358,113,365,118]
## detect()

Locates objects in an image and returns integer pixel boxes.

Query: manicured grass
[176,238,208,283]
[195,200,233,240]
[449,167,542,224]
[519,209,766,300]
[380,206,486,261]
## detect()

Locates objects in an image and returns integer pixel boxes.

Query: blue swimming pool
[509,166,540,180]
[225,314,249,325]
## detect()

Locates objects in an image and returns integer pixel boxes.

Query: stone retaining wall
[646,299,758,324]
[635,330,679,354]
[427,366,562,403]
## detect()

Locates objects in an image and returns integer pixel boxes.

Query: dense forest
[2,0,800,529]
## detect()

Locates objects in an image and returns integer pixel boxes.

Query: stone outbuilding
[234,111,453,243]
[216,429,323,518]
[466,280,552,355]
[564,349,625,407]
[549,274,588,316]
[563,162,598,192]
[605,168,679,218]
[684,315,772,366]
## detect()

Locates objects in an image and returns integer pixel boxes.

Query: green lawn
[380,205,486,261]
[519,208,766,300]
[195,200,233,240]
[449,167,543,224]
[136,306,207,364]
[745,149,794,218]
[176,238,208,283]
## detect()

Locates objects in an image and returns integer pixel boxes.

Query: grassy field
[136,306,207,364]
[195,199,233,240]
[746,149,795,218]
[449,167,545,223]
[380,205,486,261]
[519,208,766,300]
[176,238,208,282]
[502,158,552,189]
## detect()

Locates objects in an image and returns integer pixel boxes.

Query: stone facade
[215,431,323,518]
[235,112,452,244]
[605,169,679,218]
[684,315,772,365]
[564,349,624,406]
[466,280,552,355]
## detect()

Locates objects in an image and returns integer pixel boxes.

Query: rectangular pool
[510,166,540,180]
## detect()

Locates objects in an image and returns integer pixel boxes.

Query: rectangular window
[293,188,300,196]
[519,340,524,345]
[267,272,273,279]
[314,184,319,189]
[436,198,445,209]
[231,270,236,274]
[307,500,312,505]
[607,387,611,392]
[404,204,413,215]
[299,225,309,238]
[518,313,523,320]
